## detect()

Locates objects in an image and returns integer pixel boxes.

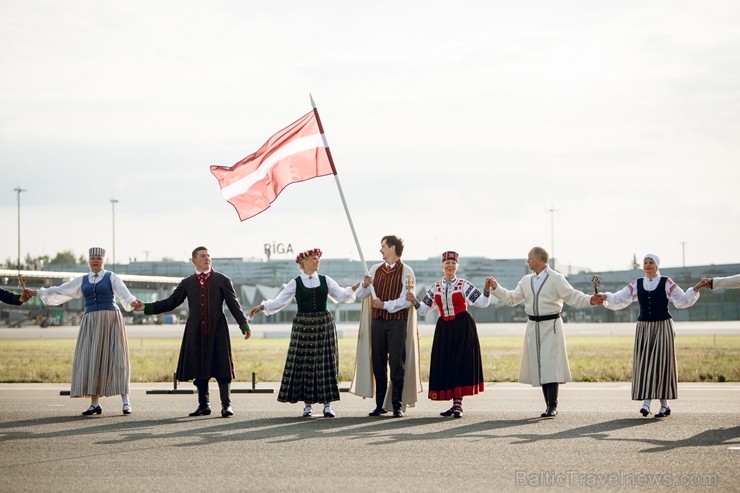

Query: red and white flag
[211,110,335,221]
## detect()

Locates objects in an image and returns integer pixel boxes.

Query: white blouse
[604,275,699,311]
[37,270,137,312]
[261,273,356,315]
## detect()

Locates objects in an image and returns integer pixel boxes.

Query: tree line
[3,250,87,269]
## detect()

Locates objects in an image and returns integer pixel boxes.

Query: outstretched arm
[0,288,23,306]
[711,274,740,290]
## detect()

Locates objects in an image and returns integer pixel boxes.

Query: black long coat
[146,272,248,381]
[0,288,21,305]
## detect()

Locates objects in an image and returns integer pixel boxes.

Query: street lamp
[13,187,27,269]
[546,206,558,269]
[110,199,119,270]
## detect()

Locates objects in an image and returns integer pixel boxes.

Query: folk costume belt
[528,313,560,322]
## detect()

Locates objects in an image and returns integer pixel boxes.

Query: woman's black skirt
[428,311,484,400]
[278,310,340,404]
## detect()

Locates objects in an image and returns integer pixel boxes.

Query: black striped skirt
[631,319,678,400]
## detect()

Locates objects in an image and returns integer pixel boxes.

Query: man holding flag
[350,235,422,417]
[211,100,422,416]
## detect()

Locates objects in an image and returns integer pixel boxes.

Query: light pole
[681,241,687,268]
[13,187,27,269]
[546,206,558,269]
[110,199,119,270]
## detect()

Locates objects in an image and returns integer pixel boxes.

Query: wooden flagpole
[309,94,370,275]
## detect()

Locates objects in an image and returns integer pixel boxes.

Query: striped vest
[371,262,408,321]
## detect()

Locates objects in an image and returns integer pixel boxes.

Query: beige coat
[491,267,594,386]
[349,263,422,410]
[713,274,740,290]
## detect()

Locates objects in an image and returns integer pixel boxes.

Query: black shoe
[368,407,387,417]
[303,406,313,417]
[393,409,404,418]
[323,405,336,418]
[189,404,212,417]
[541,406,557,417]
[639,406,651,417]
[81,405,102,416]
[655,406,671,418]
[453,410,463,419]
[221,405,233,418]
[440,407,454,417]
[122,404,132,415]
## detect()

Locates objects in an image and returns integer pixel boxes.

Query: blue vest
[637,277,671,322]
[82,272,117,313]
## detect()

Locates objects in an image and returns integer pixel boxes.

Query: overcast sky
[1,1,739,275]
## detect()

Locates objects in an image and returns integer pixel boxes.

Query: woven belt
[528,313,560,322]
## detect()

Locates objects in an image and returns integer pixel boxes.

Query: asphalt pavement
[1,321,738,492]
[0,382,738,492]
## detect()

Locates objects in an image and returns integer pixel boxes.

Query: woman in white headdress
[602,254,706,418]
[25,247,141,416]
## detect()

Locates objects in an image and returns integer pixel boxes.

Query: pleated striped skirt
[278,311,340,404]
[70,310,130,398]
[631,319,678,400]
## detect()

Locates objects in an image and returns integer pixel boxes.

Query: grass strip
[0,336,738,383]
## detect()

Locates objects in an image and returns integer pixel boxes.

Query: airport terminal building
[2,257,739,326]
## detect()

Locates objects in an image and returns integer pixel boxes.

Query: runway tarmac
[0,382,738,492]
[1,322,738,491]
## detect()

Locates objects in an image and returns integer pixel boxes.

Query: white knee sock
[642,399,651,410]
[121,394,130,406]
[91,395,100,407]
[659,399,668,408]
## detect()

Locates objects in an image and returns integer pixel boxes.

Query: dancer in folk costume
[406,251,493,418]
[350,235,422,417]
[488,246,603,417]
[26,247,141,415]
[137,246,250,418]
[249,248,359,418]
[603,253,705,418]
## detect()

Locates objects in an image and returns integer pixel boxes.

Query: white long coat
[713,274,740,290]
[491,267,595,386]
